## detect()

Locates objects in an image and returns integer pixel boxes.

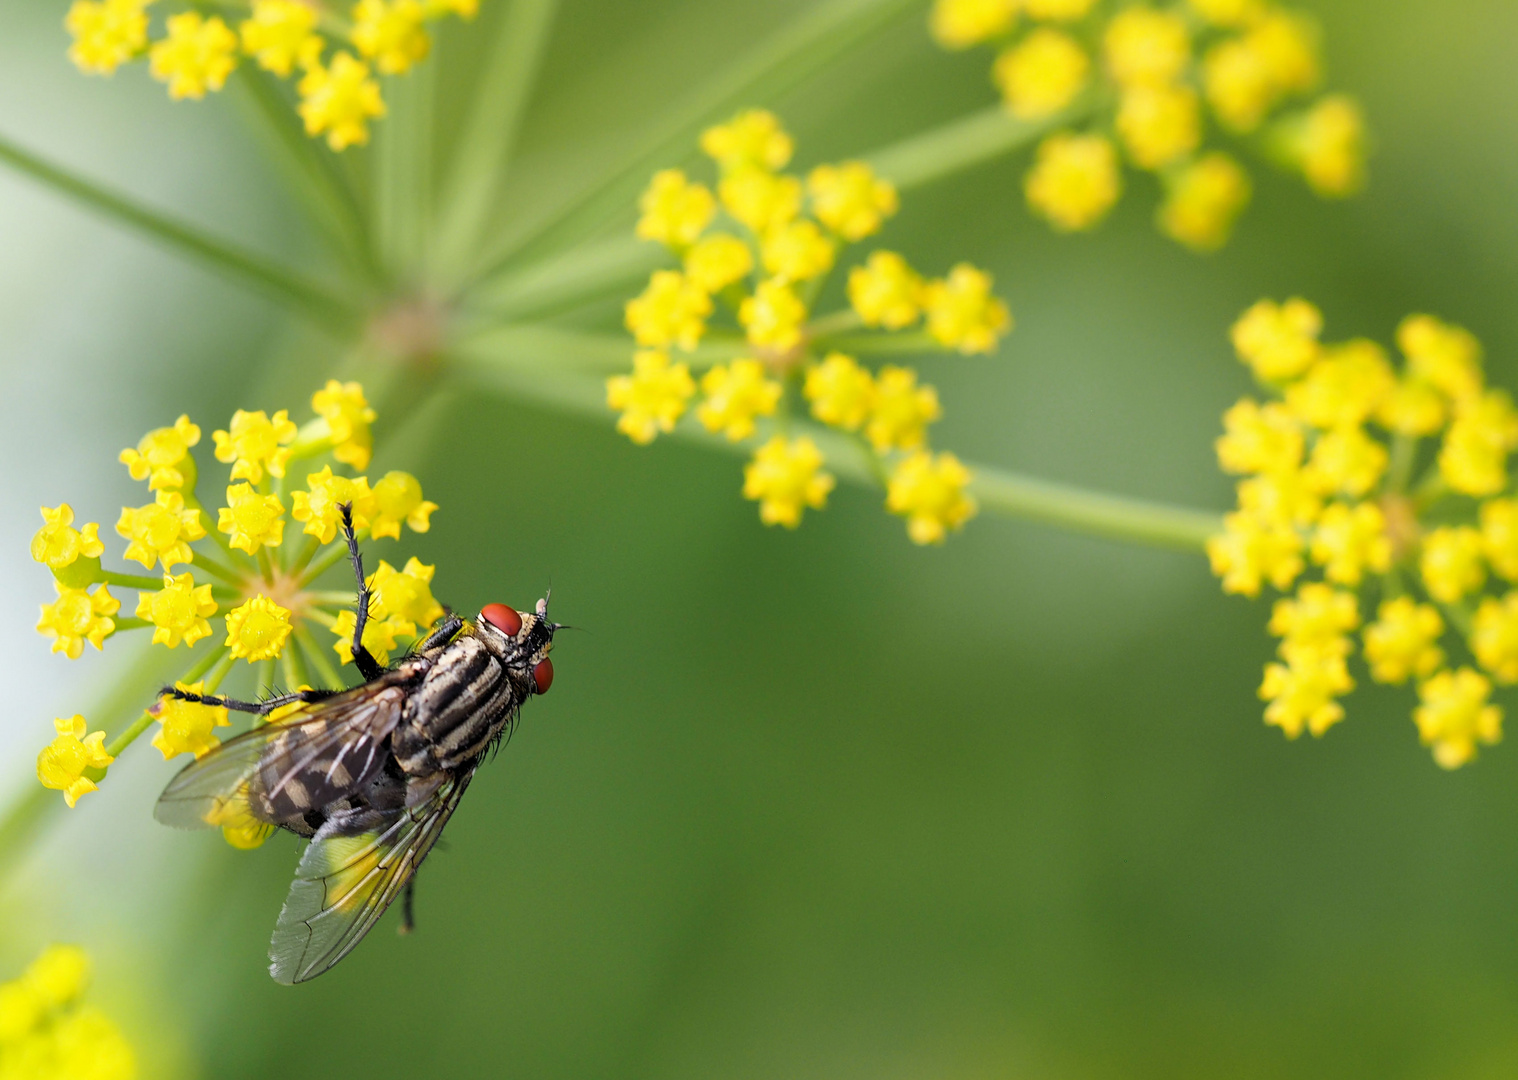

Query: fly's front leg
[157,686,336,716]
[419,609,464,652]
[340,502,385,681]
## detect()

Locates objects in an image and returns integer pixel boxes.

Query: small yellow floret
[887,451,977,545]
[1414,667,1502,769]
[739,279,808,352]
[1023,0,1097,19]
[1310,501,1390,586]
[993,29,1089,120]
[718,168,803,234]
[218,483,286,554]
[351,0,431,75]
[1363,597,1444,685]
[1481,498,1518,582]
[1376,378,1445,437]
[1472,593,1518,685]
[805,353,876,432]
[136,572,217,649]
[760,220,836,283]
[1025,133,1122,232]
[1103,7,1191,88]
[637,170,717,249]
[930,0,1017,49]
[1116,83,1200,170]
[606,350,696,445]
[1285,339,1394,429]
[684,233,754,293]
[37,583,119,659]
[700,110,793,173]
[31,505,104,572]
[1215,398,1303,476]
[331,610,409,666]
[1398,313,1483,404]
[1292,95,1367,198]
[1230,297,1322,382]
[1305,425,1386,498]
[37,715,114,808]
[371,471,437,539]
[1440,390,1518,497]
[23,945,92,1008]
[697,360,783,442]
[1158,152,1252,251]
[66,0,150,75]
[120,414,201,491]
[625,270,712,352]
[240,0,322,76]
[922,264,1012,354]
[1259,648,1352,739]
[224,595,294,662]
[1187,0,1264,26]
[116,490,205,571]
[312,380,378,470]
[149,12,239,100]
[369,557,445,628]
[298,51,386,151]
[848,251,924,331]
[1267,581,1359,645]
[1420,525,1486,603]
[290,466,375,544]
[742,436,835,528]
[213,409,296,485]
[866,366,941,453]
[1236,469,1320,529]
[807,162,898,241]
[150,681,230,759]
[1207,511,1303,596]
[1203,13,1319,133]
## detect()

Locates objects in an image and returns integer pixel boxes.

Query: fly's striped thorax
[393,633,522,774]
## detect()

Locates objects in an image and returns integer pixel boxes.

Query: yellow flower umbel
[66,0,473,148]
[615,110,1006,542]
[1210,300,1518,768]
[29,381,449,827]
[0,946,136,1077]
[931,0,1365,249]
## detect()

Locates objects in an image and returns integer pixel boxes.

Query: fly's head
[475,598,557,695]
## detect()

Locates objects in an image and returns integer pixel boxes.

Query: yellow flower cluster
[929,0,1367,249]
[64,0,478,149]
[612,110,1000,543]
[31,381,443,818]
[1209,298,1515,768]
[0,946,135,1080]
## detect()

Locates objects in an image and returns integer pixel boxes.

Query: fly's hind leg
[399,878,417,935]
[340,502,385,682]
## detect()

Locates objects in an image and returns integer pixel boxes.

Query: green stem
[193,550,244,587]
[0,132,361,330]
[296,625,345,690]
[433,0,563,283]
[282,635,311,692]
[450,354,1222,552]
[465,0,924,286]
[300,537,363,587]
[817,330,943,355]
[864,103,1080,192]
[463,236,669,322]
[112,617,151,632]
[99,570,165,591]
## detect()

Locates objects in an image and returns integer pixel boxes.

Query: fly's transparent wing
[268,767,476,984]
[155,686,407,833]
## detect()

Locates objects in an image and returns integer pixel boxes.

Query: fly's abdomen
[394,635,520,773]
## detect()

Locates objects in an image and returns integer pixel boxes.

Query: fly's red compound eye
[533,659,554,694]
[481,603,522,637]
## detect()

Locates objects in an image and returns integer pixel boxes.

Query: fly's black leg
[340,502,385,681]
[399,878,417,935]
[419,610,464,652]
[157,686,335,716]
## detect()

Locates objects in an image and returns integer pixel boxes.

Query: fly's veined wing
[154,686,407,833]
[268,766,477,984]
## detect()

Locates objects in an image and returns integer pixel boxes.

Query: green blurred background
[5,0,1518,1075]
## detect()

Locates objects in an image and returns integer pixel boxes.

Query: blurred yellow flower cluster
[1209,298,1516,768]
[65,0,478,149]
[929,0,1367,249]
[0,945,135,1080]
[30,381,443,822]
[611,110,1004,542]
